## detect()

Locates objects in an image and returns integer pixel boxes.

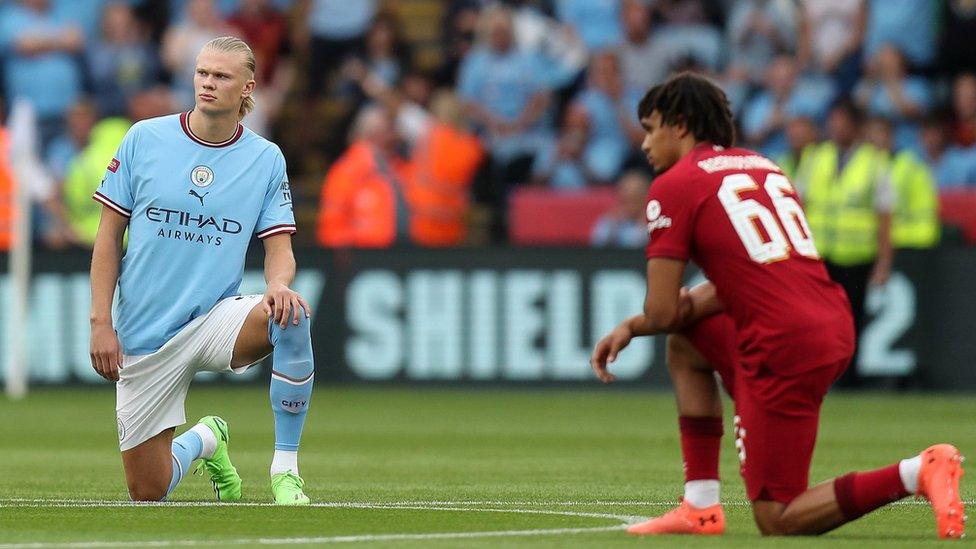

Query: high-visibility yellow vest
[63,118,130,246]
[804,142,888,266]
[888,150,940,249]
[778,144,818,194]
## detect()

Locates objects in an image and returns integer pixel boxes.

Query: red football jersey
[644,143,855,374]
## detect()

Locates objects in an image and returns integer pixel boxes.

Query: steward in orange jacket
[409,120,483,246]
[0,127,14,251]
[316,139,414,248]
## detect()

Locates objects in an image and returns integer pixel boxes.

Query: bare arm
[870,169,896,286]
[462,100,502,129]
[592,259,708,382]
[347,59,403,112]
[512,91,552,132]
[641,258,688,332]
[89,207,128,382]
[262,233,312,328]
[15,27,83,56]
[870,212,894,286]
[883,81,925,119]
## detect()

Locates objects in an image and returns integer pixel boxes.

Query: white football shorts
[116,294,266,451]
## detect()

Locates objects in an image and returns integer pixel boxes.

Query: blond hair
[202,36,256,119]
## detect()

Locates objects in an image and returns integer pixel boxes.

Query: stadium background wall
[0,248,973,390]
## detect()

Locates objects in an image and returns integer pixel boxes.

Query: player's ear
[672,116,690,139]
[242,78,255,98]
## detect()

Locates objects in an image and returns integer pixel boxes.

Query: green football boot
[271,471,310,505]
[193,416,242,502]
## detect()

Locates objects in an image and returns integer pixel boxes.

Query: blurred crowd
[0,0,975,251]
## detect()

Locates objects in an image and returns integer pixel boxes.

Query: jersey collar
[180,110,244,148]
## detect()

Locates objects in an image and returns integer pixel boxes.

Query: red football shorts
[682,313,850,504]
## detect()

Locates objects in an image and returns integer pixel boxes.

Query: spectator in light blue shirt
[741,56,835,159]
[86,2,161,117]
[305,0,378,97]
[45,99,97,183]
[618,0,669,92]
[458,6,553,164]
[531,103,593,190]
[556,0,622,51]
[53,0,167,42]
[460,5,554,241]
[53,0,114,41]
[161,0,234,109]
[590,170,650,248]
[921,116,976,189]
[308,0,376,40]
[855,44,932,154]
[0,0,85,147]
[651,24,724,75]
[574,50,642,182]
[863,0,936,69]
[726,0,801,85]
[338,13,411,102]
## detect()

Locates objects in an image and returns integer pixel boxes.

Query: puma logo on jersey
[189,189,209,206]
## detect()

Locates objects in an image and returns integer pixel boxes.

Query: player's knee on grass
[127,477,169,502]
[752,501,791,535]
[753,500,826,536]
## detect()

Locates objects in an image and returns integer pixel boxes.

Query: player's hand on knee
[590,325,633,383]
[89,322,122,382]
[264,283,312,329]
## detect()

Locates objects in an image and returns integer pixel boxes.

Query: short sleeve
[255,149,297,239]
[874,171,895,213]
[91,126,137,218]
[644,177,698,261]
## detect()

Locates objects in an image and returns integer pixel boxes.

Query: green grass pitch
[0,386,972,548]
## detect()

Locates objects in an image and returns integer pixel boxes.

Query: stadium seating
[509,187,616,245]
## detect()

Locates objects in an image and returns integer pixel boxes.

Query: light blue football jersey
[93,111,296,355]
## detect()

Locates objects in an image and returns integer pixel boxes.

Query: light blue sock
[167,430,203,497]
[269,316,314,454]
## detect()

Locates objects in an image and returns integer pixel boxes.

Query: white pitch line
[0,526,627,549]
[1,498,972,508]
[1,498,971,548]
[0,501,638,524]
[0,499,654,509]
[0,502,631,549]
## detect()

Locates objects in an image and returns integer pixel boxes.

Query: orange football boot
[917,444,966,539]
[627,500,725,536]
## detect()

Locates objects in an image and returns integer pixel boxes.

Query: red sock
[678,416,723,482]
[833,463,910,521]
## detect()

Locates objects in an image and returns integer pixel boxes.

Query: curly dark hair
[637,72,736,147]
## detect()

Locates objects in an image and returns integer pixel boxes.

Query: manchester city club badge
[190,165,215,188]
